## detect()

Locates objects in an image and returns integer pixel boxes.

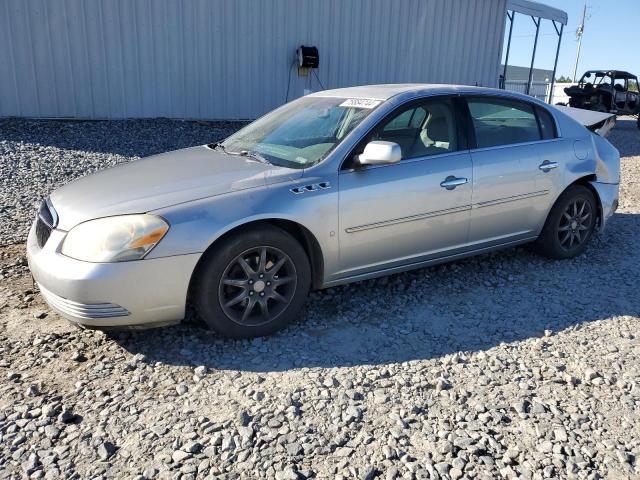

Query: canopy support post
[547,21,564,104]
[501,11,515,89]
[526,16,541,96]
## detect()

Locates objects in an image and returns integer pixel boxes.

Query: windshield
[580,72,612,87]
[221,96,380,169]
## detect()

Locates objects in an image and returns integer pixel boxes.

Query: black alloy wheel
[556,197,594,252]
[193,224,311,338]
[219,246,297,326]
[535,185,597,260]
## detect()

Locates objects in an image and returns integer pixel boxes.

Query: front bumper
[26,221,201,328]
[590,181,619,232]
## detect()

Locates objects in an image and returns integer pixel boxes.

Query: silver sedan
[27,85,620,338]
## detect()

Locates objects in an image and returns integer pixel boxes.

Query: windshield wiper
[209,142,229,153]
[209,143,271,165]
[239,150,271,165]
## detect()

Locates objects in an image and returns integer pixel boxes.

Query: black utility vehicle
[564,70,640,128]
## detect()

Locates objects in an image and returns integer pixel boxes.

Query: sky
[503,0,640,81]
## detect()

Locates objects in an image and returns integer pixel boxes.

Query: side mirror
[357,141,402,166]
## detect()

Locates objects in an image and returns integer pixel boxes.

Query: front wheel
[193,225,311,338]
[535,185,597,260]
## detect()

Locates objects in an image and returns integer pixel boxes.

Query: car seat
[409,106,456,158]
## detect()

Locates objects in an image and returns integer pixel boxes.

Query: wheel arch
[187,218,325,304]
[564,174,603,227]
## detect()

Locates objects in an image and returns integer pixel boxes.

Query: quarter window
[536,107,556,140]
[467,98,541,148]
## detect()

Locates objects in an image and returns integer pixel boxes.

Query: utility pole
[572,4,587,82]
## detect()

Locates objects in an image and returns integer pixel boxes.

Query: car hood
[50,145,303,230]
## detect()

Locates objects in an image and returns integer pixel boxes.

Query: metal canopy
[501,0,567,103]
[507,0,568,25]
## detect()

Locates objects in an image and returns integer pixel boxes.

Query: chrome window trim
[460,91,563,139]
[468,137,565,154]
[338,149,469,174]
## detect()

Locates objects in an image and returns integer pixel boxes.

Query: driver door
[336,97,473,280]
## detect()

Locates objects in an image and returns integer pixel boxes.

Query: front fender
[145,179,340,279]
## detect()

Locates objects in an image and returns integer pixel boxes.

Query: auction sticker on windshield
[339,98,382,109]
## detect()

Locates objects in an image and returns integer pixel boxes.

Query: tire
[535,185,597,260]
[192,225,311,338]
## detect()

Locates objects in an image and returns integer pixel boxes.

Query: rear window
[467,98,541,148]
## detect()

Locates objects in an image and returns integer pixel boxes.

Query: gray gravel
[0,118,246,246]
[1,116,640,479]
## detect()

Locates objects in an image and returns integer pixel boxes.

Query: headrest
[428,116,449,142]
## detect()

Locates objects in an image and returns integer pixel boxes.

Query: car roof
[308,84,515,101]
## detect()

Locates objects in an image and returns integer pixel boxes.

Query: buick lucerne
[27,85,620,338]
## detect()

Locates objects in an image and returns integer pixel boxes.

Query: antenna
[572,5,589,82]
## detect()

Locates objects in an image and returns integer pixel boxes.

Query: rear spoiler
[554,106,616,137]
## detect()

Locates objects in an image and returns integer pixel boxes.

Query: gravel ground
[0,118,245,247]
[1,117,640,479]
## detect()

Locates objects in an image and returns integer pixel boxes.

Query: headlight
[61,214,169,262]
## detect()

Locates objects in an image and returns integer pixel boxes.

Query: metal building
[0,0,565,120]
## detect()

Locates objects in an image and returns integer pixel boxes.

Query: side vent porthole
[290,182,331,195]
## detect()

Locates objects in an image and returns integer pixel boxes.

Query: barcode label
[339,98,382,109]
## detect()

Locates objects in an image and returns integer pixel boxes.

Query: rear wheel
[193,225,311,338]
[535,185,597,259]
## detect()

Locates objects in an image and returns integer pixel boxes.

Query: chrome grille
[35,199,57,248]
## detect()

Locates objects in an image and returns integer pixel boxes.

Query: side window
[467,98,541,148]
[383,109,414,131]
[536,107,557,140]
[614,78,626,91]
[369,101,457,160]
[409,107,428,128]
[381,107,427,131]
[628,78,639,93]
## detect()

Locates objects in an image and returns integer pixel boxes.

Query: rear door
[463,96,563,246]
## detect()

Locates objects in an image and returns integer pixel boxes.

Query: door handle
[539,161,559,172]
[440,176,468,190]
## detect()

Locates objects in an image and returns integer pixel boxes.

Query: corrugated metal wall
[0,0,507,120]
